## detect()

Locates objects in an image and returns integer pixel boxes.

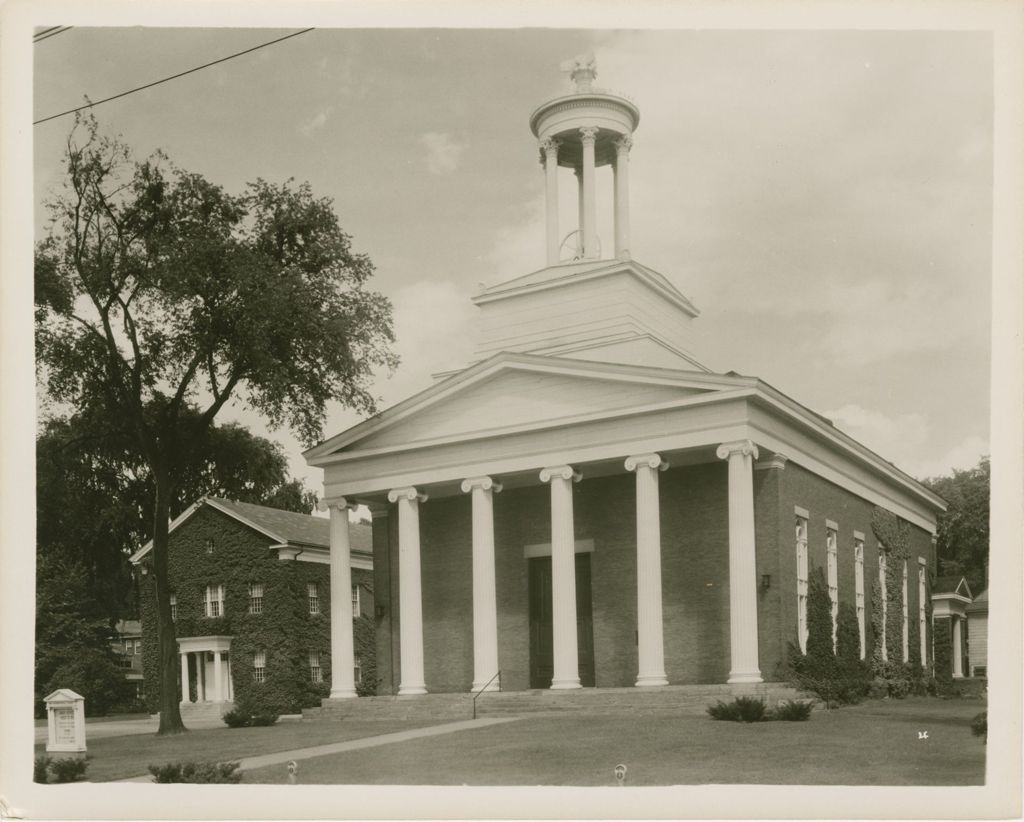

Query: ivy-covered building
[131,497,374,715]
[301,61,947,704]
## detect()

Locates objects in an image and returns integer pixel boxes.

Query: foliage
[222,706,278,728]
[922,457,990,594]
[35,114,396,733]
[971,711,987,741]
[48,757,89,783]
[707,696,768,722]
[932,619,955,696]
[34,755,52,783]
[35,553,133,717]
[789,568,869,707]
[148,760,243,783]
[771,700,814,721]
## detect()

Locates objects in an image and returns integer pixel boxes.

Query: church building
[304,59,946,702]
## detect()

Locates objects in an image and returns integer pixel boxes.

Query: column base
[398,684,428,696]
[635,674,669,687]
[952,673,965,680]
[727,671,764,684]
[329,688,358,699]
[550,678,582,690]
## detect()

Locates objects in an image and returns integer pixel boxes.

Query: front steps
[305,683,803,722]
[179,701,234,721]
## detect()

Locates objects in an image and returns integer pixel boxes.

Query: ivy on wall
[140,505,374,714]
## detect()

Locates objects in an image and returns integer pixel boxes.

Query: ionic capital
[716,439,759,461]
[615,135,633,154]
[578,126,599,145]
[317,497,355,513]
[461,476,503,494]
[625,453,668,473]
[540,465,582,484]
[387,486,428,504]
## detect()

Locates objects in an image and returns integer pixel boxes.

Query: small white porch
[178,635,234,707]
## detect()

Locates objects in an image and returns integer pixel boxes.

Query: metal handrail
[472,670,501,720]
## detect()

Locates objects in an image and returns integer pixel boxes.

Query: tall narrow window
[918,559,927,666]
[826,525,839,652]
[901,560,909,662]
[249,582,264,615]
[854,537,866,660]
[170,593,177,621]
[204,584,224,618]
[204,538,215,554]
[354,655,362,685]
[351,585,361,619]
[796,512,809,653]
[309,650,322,683]
[308,582,320,615]
[253,650,266,683]
[878,552,888,661]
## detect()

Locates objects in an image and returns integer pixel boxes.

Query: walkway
[115,716,521,782]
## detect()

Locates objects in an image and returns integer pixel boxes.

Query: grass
[241,698,985,786]
[35,719,442,782]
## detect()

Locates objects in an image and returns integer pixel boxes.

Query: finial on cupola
[568,53,597,92]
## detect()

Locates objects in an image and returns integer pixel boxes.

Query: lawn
[35,719,442,782]
[241,697,986,786]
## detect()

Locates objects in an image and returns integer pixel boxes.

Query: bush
[34,755,52,783]
[49,756,89,783]
[222,705,278,728]
[707,696,768,723]
[148,761,242,783]
[971,711,987,741]
[771,699,814,721]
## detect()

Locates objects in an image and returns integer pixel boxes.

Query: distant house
[130,497,374,716]
[931,575,973,679]
[112,619,144,701]
[965,588,988,678]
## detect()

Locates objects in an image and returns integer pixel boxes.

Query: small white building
[931,575,973,679]
[965,588,988,678]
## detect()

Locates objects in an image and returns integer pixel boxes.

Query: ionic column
[625,453,668,686]
[462,476,502,692]
[213,650,224,703]
[388,486,429,695]
[540,465,582,689]
[613,136,632,260]
[716,439,763,684]
[319,497,358,698]
[952,616,964,678]
[179,651,190,704]
[541,138,560,266]
[580,127,599,259]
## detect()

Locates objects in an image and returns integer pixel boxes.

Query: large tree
[35,116,396,734]
[922,456,990,594]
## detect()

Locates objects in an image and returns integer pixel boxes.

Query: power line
[34,26,72,43]
[34,27,314,126]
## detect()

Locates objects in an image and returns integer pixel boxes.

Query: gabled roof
[129,497,372,563]
[932,575,973,599]
[966,588,988,612]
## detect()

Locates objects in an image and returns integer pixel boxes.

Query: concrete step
[179,701,234,720]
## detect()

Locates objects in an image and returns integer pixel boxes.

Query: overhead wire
[34,26,73,43]
[33,27,314,126]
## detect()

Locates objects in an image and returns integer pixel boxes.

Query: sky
[32,25,994,496]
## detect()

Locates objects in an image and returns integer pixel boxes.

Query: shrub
[49,757,88,783]
[34,755,52,784]
[772,699,814,721]
[971,711,987,741]
[222,705,278,728]
[707,696,768,723]
[148,761,242,783]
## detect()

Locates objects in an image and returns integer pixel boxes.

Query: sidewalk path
[115,716,522,782]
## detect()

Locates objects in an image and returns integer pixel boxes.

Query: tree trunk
[153,472,187,735]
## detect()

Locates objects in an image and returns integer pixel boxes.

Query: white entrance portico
[178,635,233,705]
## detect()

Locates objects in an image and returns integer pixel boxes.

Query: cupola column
[614,136,632,260]
[580,127,599,259]
[541,139,561,266]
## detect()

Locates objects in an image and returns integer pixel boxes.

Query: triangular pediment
[306,353,750,460]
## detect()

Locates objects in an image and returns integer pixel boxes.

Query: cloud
[299,107,333,137]
[420,132,465,175]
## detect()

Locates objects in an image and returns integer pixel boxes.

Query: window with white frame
[253,650,266,683]
[204,584,225,618]
[309,650,322,683]
[134,639,141,655]
[308,582,320,615]
[918,560,927,666]
[878,552,888,662]
[901,560,909,662]
[170,593,177,621]
[351,585,360,619]
[204,538,214,554]
[354,655,362,684]
[854,537,866,660]
[249,582,264,615]
[796,512,809,653]
[826,525,838,653]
